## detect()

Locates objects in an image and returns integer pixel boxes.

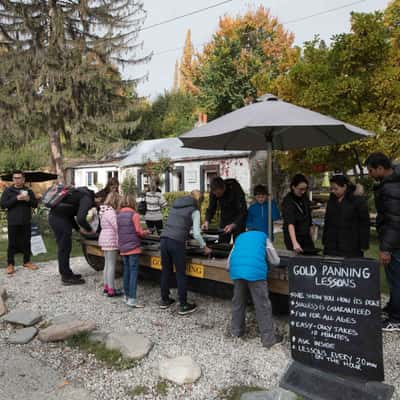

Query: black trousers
[48,213,74,278]
[145,220,163,235]
[160,237,187,305]
[7,224,31,265]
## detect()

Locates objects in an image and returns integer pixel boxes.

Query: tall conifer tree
[0,1,148,178]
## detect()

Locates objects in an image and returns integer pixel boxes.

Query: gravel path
[1,258,399,400]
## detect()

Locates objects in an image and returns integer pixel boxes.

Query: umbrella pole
[267,142,272,240]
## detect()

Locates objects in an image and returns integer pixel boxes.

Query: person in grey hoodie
[366,152,400,332]
[159,190,211,315]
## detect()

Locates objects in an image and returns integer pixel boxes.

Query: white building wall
[174,157,251,194]
[73,156,256,195]
[73,165,119,192]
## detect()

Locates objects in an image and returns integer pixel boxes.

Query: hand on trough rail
[201,221,209,231]
[223,223,235,234]
[203,245,212,256]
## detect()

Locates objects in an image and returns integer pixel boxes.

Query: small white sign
[31,235,47,256]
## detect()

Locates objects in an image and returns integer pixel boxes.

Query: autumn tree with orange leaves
[192,6,298,119]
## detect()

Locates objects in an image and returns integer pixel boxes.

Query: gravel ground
[1,258,399,400]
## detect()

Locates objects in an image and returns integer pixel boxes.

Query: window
[172,167,184,192]
[107,170,118,180]
[200,165,220,192]
[86,171,98,186]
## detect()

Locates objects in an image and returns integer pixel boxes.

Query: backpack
[42,183,73,208]
[137,199,147,215]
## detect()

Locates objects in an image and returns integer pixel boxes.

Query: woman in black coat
[282,174,315,253]
[323,175,370,258]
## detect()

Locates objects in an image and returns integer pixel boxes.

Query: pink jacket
[98,205,118,251]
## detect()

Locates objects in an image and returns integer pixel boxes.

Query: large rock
[241,388,298,400]
[8,327,38,344]
[38,320,96,342]
[159,355,201,385]
[2,310,42,326]
[105,332,152,360]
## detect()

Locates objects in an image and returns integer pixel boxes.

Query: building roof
[120,137,250,167]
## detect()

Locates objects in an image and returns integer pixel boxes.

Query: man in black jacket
[366,152,400,331]
[1,170,38,275]
[49,187,95,285]
[203,177,247,243]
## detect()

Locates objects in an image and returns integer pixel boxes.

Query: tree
[192,6,297,119]
[133,90,198,138]
[0,1,148,179]
[272,7,400,175]
[179,29,197,94]
[172,59,180,92]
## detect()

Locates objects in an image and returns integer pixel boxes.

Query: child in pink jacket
[98,192,121,297]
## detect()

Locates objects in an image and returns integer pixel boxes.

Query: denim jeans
[122,254,139,300]
[385,250,400,322]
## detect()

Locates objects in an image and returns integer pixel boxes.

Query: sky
[128,0,391,99]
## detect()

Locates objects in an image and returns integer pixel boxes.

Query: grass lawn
[0,232,82,267]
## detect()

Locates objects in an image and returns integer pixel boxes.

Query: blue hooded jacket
[246,200,280,238]
[229,230,268,281]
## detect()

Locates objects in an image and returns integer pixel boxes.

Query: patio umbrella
[1,171,58,182]
[179,94,374,238]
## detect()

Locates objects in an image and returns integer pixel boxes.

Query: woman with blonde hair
[159,190,211,315]
[98,191,121,297]
[117,193,150,308]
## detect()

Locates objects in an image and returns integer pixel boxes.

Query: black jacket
[282,192,313,249]
[0,186,38,226]
[374,165,400,252]
[50,187,94,232]
[205,178,247,232]
[323,192,370,258]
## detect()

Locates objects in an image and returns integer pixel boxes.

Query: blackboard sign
[289,257,384,382]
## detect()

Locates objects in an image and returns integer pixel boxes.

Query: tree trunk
[49,129,64,182]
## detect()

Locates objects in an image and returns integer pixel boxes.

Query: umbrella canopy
[1,171,58,183]
[179,94,374,239]
[179,94,373,151]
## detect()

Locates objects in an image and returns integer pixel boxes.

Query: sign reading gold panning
[149,256,204,279]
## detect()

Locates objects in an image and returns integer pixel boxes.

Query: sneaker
[263,334,284,349]
[23,262,39,271]
[61,276,86,286]
[126,298,145,308]
[159,298,175,309]
[178,303,197,315]
[382,319,400,332]
[72,273,82,279]
[6,264,15,275]
[107,288,124,297]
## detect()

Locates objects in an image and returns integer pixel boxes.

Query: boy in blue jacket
[227,229,282,348]
[246,185,280,240]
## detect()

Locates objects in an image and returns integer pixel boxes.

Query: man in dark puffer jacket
[366,152,400,331]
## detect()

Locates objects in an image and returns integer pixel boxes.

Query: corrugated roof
[120,137,250,167]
